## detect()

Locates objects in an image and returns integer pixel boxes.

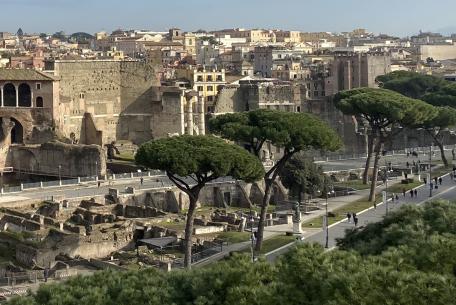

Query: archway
[36,96,43,107]
[3,83,16,107]
[18,83,31,107]
[10,118,23,144]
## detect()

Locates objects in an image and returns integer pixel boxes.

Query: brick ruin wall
[48,59,161,145]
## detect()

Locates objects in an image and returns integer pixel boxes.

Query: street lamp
[58,165,62,186]
[384,161,392,215]
[249,207,255,263]
[325,185,334,249]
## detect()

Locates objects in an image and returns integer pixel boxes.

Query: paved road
[319,149,445,172]
[266,171,456,261]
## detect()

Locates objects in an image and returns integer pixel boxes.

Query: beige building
[214,29,272,43]
[175,68,226,112]
[274,30,301,43]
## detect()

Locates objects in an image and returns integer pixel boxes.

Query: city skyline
[1,0,456,36]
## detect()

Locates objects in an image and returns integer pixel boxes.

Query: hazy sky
[1,0,456,37]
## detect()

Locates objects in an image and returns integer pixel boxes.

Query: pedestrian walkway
[263,170,456,262]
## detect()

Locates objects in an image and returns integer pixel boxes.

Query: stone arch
[3,83,16,107]
[36,96,44,107]
[18,83,32,107]
[10,117,24,144]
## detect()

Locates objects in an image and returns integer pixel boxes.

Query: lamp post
[249,207,255,263]
[324,185,334,249]
[58,165,62,186]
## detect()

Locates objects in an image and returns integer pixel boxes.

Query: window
[197,86,203,91]
[80,93,85,99]
[216,75,223,81]
[207,86,213,91]
[314,91,319,97]
[36,96,44,107]
[207,75,213,81]
[207,96,214,102]
[322,91,326,96]
[197,75,203,82]
[36,83,41,90]
[297,106,301,112]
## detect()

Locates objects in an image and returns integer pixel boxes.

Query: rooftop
[0,69,58,81]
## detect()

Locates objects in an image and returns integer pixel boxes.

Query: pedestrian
[413,160,416,166]
[414,189,417,197]
[402,188,406,197]
[140,177,144,185]
[405,172,408,179]
[354,217,359,227]
[97,181,101,188]
[44,268,48,282]
[439,177,443,185]
[346,212,351,223]
[395,194,399,202]
[430,182,434,190]
[410,189,414,198]
[374,201,377,209]
[451,172,454,180]
[407,151,410,157]
[423,177,427,184]
[352,212,357,219]
[406,161,410,168]
[434,177,438,184]
[391,194,395,203]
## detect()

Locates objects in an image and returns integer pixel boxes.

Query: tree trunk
[437,142,449,168]
[183,194,198,269]
[255,178,273,252]
[363,134,374,184]
[369,140,383,202]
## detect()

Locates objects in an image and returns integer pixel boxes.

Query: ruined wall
[7,141,107,177]
[47,59,160,145]
[214,85,245,113]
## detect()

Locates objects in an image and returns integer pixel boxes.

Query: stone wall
[6,141,107,177]
[46,59,160,145]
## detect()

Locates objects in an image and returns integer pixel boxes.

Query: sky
[1,0,456,37]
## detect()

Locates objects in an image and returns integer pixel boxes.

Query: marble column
[15,84,19,107]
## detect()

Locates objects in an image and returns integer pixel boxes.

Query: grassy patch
[258,235,296,254]
[217,231,250,244]
[114,152,135,162]
[334,180,371,190]
[302,181,425,228]
[157,221,186,231]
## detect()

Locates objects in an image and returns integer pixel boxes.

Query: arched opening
[18,83,32,107]
[36,96,43,107]
[10,118,23,144]
[3,83,16,107]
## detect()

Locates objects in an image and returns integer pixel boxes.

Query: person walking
[414,189,418,197]
[354,217,359,227]
[402,188,406,197]
[439,177,443,185]
[346,212,351,223]
[423,177,427,184]
[140,177,144,185]
[406,161,410,168]
[434,177,438,185]
[451,172,455,181]
[410,189,414,198]
[97,181,101,188]
[395,194,399,202]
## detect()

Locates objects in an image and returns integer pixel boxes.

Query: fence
[0,171,164,195]
[314,145,454,162]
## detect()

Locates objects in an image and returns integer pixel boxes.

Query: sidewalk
[265,171,454,262]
